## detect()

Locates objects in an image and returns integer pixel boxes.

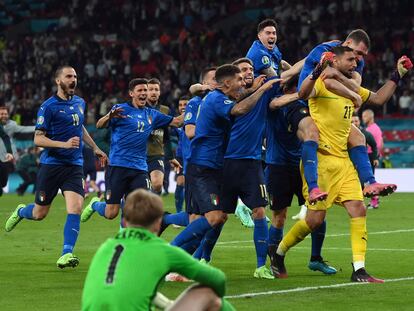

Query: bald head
[362,109,375,125]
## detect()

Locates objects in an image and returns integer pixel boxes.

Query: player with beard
[146,78,180,195]
[80,78,183,226]
[5,66,108,268]
[271,48,412,282]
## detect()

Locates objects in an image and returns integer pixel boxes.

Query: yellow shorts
[301,151,363,210]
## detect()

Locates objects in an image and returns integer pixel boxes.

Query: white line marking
[217,228,414,245]
[225,277,414,299]
[218,245,414,252]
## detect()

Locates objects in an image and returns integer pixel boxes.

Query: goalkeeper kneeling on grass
[82,189,235,311]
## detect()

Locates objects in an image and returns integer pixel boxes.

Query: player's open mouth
[268,40,275,46]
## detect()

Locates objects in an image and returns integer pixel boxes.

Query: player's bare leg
[150,170,164,195]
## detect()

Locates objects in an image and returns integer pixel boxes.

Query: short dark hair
[55,65,73,79]
[148,78,161,85]
[0,106,8,112]
[332,46,354,56]
[199,67,217,83]
[232,58,253,67]
[346,29,371,50]
[215,64,241,84]
[179,95,190,101]
[124,189,164,228]
[128,78,148,91]
[257,19,277,33]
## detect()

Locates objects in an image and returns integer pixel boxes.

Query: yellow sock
[350,217,367,263]
[279,219,312,255]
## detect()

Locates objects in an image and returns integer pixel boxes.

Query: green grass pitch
[1,193,413,310]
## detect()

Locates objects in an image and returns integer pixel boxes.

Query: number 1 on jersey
[106,244,124,284]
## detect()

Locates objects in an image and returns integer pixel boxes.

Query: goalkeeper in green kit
[82,189,235,311]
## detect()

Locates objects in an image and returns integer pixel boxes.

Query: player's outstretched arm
[366,56,412,105]
[34,129,79,149]
[281,59,305,81]
[96,107,125,128]
[231,78,280,116]
[189,83,213,96]
[169,114,184,127]
[269,92,299,109]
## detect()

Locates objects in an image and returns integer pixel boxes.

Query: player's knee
[275,213,286,227]
[251,207,266,219]
[151,181,163,193]
[209,296,222,311]
[205,211,226,226]
[348,128,366,147]
[177,176,185,186]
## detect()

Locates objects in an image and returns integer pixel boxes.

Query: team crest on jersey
[262,56,270,65]
[148,116,152,124]
[39,191,46,203]
[224,100,233,105]
[37,116,44,125]
[300,107,309,115]
[184,112,192,121]
[70,106,74,110]
[106,190,111,201]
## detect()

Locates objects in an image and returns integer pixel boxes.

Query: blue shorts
[266,164,305,211]
[147,156,165,174]
[35,164,84,205]
[220,159,268,213]
[285,101,310,134]
[105,166,150,204]
[185,163,222,215]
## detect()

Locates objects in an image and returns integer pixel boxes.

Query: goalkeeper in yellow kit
[270,45,412,282]
[82,189,235,311]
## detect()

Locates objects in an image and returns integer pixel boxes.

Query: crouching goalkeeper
[82,189,235,311]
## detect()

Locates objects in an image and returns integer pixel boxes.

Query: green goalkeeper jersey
[82,227,227,311]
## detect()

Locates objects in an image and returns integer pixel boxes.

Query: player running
[5,66,108,268]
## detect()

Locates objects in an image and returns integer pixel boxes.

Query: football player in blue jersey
[5,66,108,268]
[169,64,279,258]
[159,67,217,241]
[80,78,183,225]
[265,75,337,276]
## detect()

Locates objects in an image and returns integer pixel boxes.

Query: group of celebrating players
[4,18,413,311]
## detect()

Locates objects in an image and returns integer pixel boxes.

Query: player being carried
[271,47,412,282]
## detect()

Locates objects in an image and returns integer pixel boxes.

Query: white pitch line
[217,245,414,252]
[217,228,414,245]
[225,277,414,299]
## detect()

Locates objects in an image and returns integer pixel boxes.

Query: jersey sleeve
[165,246,226,297]
[298,44,328,89]
[359,87,371,103]
[247,45,271,74]
[152,109,173,129]
[214,97,235,120]
[184,99,199,126]
[35,104,51,132]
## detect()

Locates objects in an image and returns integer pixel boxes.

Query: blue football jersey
[246,40,283,77]
[108,102,173,171]
[189,90,235,169]
[298,40,365,88]
[225,78,281,160]
[265,100,305,166]
[181,95,202,173]
[36,95,85,166]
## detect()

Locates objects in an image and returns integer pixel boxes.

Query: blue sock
[180,239,201,254]
[268,225,283,246]
[201,225,223,262]
[253,218,269,268]
[302,140,319,192]
[62,214,80,255]
[170,217,212,247]
[193,245,203,260]
[18,203,35,219]
[92,201,106,217]
[311,220,326,260]
[174,185,185,213]
[349,145,376,184]
[165,211,189,226]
